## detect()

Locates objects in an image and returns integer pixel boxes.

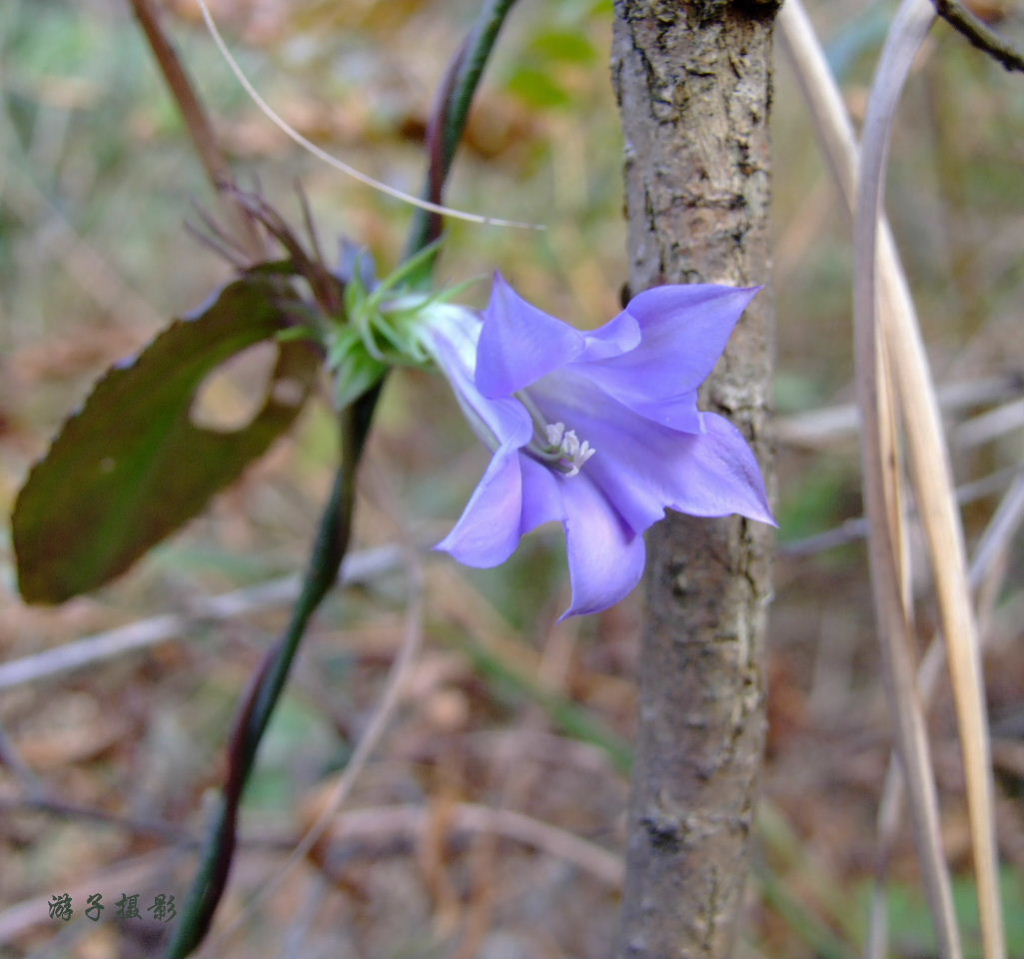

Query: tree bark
[613,3,778,957]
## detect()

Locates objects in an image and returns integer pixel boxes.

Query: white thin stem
[195,0,542,232]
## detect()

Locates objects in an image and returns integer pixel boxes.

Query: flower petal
[530,370,687,531]
[532,371,774,533]
[667,413,776,525]
[436,448,525,567]
[476,273,584,398]
[606,389,705,434]
[580,309,641,361]
[583,284,761,412]
[519,453,565,536]
[560,476,646,619]
[428,277,772,620]
[427,315,533,449]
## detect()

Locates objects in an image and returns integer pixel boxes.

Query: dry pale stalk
[781,1,1004,955]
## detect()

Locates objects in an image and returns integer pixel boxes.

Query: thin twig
[969,475,1024,590]
[932,0,1024,72]
[128,0,264,258]
[297,802,624,887]
[781,464,1024,557]
[774,373,1024,449]
[954,396,1024,450]
[0,795,290,849]
[0,546,402,693]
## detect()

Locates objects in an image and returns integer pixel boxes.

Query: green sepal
[328,325,389,410]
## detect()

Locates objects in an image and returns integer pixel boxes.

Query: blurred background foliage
[1,0,1023,956]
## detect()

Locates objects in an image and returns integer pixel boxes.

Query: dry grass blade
[873,471,1024,959]
[782,3,933,957]
[782,1,1005,956]
[856,4,960,953]
[861,3,1005,954]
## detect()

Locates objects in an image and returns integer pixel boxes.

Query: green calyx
[327,239,479,410]
[327,325,391,410]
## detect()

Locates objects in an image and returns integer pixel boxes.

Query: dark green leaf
[13,276,321,604]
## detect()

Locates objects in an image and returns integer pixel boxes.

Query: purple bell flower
[422,274,775,618]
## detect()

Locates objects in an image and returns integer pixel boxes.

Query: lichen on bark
[613,3,778,957]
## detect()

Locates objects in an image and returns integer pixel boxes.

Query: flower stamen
[544,422,565,448]
[531,418,596,477]
[515,393,596,476]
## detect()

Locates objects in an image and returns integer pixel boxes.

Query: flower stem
[165,391,377,959]
[405,0,522,257]
[164,3,521,955]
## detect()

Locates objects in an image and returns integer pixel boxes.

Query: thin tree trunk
[613,3,778,957]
